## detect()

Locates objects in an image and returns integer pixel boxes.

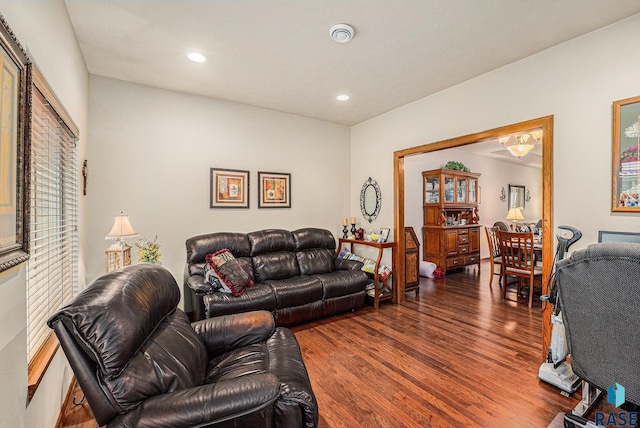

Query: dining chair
[498,230,543,307]
[484,226,502,287]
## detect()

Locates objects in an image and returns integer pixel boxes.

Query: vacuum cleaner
[538,225,582,395]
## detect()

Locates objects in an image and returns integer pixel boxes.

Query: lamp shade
[505,207,524,221]
[106,213,138,241]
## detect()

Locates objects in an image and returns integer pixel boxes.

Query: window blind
[26,86,78,362]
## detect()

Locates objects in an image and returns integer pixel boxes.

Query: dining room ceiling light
[500,131,542,158]
[336,94,350,101]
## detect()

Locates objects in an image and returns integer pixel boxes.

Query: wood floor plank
[60,260,609,427]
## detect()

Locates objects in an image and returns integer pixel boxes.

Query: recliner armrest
[334,258,364,271]
[192,310,275,357]
[109,373,280,428]
[187,274,214,294]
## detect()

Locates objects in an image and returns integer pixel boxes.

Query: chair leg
[528,275,534,308]
[489,260,494,287]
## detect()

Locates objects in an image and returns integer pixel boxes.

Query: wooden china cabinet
[422,168,481,274]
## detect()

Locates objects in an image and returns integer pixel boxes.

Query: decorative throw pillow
[203,263,233,294]
[205,249,253,296]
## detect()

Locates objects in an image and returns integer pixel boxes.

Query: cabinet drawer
[457,228,469,235]
[458,244,470,254]
[458,234,469,244]
[465,255,479,265]
[446,257,463,268]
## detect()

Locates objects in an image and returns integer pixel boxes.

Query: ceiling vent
[329,24,354,43]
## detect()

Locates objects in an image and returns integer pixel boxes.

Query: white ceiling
[64,0,640,126]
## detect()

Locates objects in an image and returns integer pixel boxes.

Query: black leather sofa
[185,228,368,325]
[48,264,318,428]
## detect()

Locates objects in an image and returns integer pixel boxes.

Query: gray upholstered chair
[493,220,511,231]
[556,242,640,412]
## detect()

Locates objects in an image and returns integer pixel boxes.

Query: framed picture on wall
[0,14,30,273]
[612,95,640,212]
[210,168,250,208]
[258,171,291,208]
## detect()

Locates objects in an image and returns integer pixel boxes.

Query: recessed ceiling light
[187,52,206,63]
[336,94,350,101]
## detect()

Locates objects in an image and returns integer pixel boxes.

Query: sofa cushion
[296,248,335,275]
[248,229,295,255]
[314,270,368,299]
[203,283,277,318]
[186,232,252,275]
[192,257,255,281]
[206,249,254,296]
[253,252,300,283]
[265,276,324,308]
[292,228,336,251]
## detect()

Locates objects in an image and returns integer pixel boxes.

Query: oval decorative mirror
[360,177,381,223]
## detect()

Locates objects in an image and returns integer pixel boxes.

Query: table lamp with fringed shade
[105,212,138,272]
[505,207,524,230]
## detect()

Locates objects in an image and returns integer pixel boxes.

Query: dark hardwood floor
[59,261,605,427]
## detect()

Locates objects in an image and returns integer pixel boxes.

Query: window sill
[27,332,59,402]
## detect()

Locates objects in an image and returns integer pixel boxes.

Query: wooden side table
[105,245,132,272]
[338,238,396,308]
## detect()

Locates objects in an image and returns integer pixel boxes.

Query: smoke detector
[329,24,354,43]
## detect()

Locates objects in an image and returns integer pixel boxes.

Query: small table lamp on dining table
[505,207,524,231]
[105,212,139,272]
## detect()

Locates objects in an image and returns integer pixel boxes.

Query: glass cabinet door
[456,178,467,203]
[468,178,477,203]
[444,176,455,203]
[424,176,440,204]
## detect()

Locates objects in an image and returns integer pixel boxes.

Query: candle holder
[350,222,357,237]
[342,224,348,238]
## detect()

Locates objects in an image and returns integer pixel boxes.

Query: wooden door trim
[393,115,554,361]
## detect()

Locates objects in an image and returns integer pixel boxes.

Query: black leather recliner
[48,264,318,427]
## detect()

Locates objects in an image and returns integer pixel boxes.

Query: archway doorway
[393,115,554,361]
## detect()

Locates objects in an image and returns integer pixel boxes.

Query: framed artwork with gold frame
[0,13,31,273]
[612,95,640,212]
[258,171,291,208]
[210,168,250,209]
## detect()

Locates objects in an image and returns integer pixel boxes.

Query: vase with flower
[136,236,162,265]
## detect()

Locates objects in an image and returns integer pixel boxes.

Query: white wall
[86,76,351,310]
[0,1,89,427]
[352,13,640,251]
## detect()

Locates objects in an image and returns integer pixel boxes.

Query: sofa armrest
[187,274,214,294]
[109,374,280,428]
[192,311,275,356]
[334,258,364,271]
